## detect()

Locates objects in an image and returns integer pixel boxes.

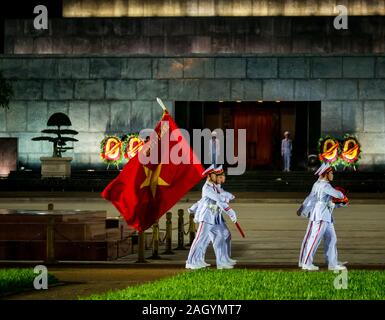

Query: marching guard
[186,165,237,269]
[297,163,349,271]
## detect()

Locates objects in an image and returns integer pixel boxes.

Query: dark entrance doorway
[175,101,321,171]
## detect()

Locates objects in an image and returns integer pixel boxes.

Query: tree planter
[32,113,78,179]
[40,157,73,179]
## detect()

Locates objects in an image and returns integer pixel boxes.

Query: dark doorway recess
[175,101,321,171]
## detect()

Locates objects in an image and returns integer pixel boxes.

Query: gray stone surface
[27,101,48,132]
[342,101,364,133]
[215,58,246,78]
[312,57,342,78]
[90,58,122,79]
[1,53,385,169]
[359,80,385,99]
[43,80,74,100]
[169,80,199,100]
[27,59,58,79]
[294,80,326,100]
[377,57,385,78]
[131,101,154,131]
[357,133,385,154]
[106,80,136,99]
[0,58,29,79]
[247,58,278,78]
[69,101,89,132]
[6,101,27,131]
[263,80,294,101]
[11,80,42,100]
[58,58,90,79]
[47,101,69,117]
[231,80,263,100]
[363,101,385,132]
[190,36,212,54]
[109,101,131,133]
[279,58,309,78]
[18,132,43,154]
[343,57,375,78]
[321,101,343,133]
[199,80,231,100]
[154,58,184,79]
[89,101,110,133]
[13,37,34,54]
[75,132,103,154]
[372,154,385,167]
[74,80,104,100]
[4,17,385,55]
[183,58,215,78]
[121,58,152,79]
[17,153,28,167]
[136,80,168,100]
[0,108,5,132]
[326,80,358,100]
[72,153,91,167]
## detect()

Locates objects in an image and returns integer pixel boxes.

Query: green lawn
[0,268,58,295]
[85,269,385,300]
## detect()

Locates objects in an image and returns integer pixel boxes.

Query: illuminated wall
[63,0,385,17]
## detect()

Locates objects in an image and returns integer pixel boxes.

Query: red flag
[102,111,204,232]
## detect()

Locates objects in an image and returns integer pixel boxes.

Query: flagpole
[156,97,168,113]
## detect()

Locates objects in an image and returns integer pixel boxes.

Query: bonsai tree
[0,71,14,109]
[32,113,79,157]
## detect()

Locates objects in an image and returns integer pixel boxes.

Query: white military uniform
[300,179,345,269]
[188,185,236,266]
[186,180,237,269]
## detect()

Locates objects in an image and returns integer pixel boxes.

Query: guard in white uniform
[215,168,237,265]
[299,163,348,271]
[186,166,237,269]
[189,166,237,267]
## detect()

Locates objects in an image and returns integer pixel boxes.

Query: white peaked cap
[212,131,217,136]
[315,163,332,176]
[214,165,224,174]
[202,164,215,177]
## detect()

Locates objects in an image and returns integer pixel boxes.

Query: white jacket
[194,181,237,224]
[308,180,344,222]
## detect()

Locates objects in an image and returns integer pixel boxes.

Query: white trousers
[301,220,339,268]
[186,221,231,267]
[198,221,232,265]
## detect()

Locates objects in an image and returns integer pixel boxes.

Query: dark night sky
[0,0,63,53]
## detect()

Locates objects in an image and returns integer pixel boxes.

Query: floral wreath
[122,133,144,160]
[318,136,340,166]
[100,135,123,169]
[340,134,361,167]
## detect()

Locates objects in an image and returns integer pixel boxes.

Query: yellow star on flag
[140,164,170,198]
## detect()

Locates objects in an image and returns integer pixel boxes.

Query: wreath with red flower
[318,136,340,165]
[100,135,123,169]
[340,135,361,167]
[122,133,144,160]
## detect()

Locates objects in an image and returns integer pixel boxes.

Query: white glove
[228,209,237,223]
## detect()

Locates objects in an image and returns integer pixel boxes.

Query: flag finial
[156,97,167,111]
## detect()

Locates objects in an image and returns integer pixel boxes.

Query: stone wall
[4,16,385,54]
[0,55,384,170]
[63,0,385,18]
